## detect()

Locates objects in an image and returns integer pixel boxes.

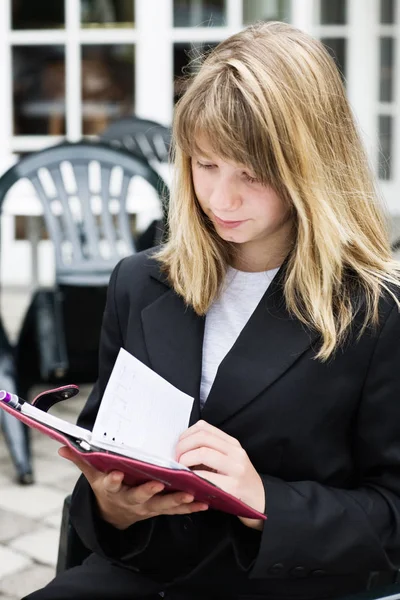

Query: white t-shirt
[200,266,280,407]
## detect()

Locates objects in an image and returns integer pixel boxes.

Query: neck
[231,228,294,273]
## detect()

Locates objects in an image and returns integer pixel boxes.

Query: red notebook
[0,385,266,521]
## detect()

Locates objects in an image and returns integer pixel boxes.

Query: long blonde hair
[156,21,400,360]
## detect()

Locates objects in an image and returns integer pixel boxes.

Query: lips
[213,215,246,229]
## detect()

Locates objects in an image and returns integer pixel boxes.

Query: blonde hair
[156,21,400,360]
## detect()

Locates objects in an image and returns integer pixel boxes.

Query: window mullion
[135,0,173,125]
[226,0,242,29]
[291,0,315,34]
[65,0,82,141]
[347,0,377,163]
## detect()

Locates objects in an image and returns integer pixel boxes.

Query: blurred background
[0,0,398,289]
[0,1,399,598]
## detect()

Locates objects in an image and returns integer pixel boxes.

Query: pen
[0,390,24,411]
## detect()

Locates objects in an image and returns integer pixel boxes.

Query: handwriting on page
[91,349,194,460]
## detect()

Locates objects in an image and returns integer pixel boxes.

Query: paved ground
[0,287,91,599]
[0,221,399,599]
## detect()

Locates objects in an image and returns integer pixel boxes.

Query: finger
[175,430,236,461]
[193,469,228,490]
[179,420,240,447]
[179,447,235,475]
[162,502,209,515]
[58,446,100,483]
[125,480,166,504]
[147,491,195,513]
[103,471,125,493]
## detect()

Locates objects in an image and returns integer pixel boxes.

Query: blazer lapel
[141,272,205,425]
[201,268,320,426]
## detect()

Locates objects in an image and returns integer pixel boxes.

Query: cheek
[257,192,289,223]
[192,172,210,207]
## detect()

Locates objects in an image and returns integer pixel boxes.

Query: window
[377,0,397,181]
[174,0,226,27]
[13,45,66,136]
[378,115,393,180]
[320,0,346,25]
[81,44,135,135]
[243,0,291,25]
[12,0,65,29]
[321,38,347,81]
[81,0,135,28]
[174,41,218,103]
[380,0,396,24]
[380,37,395,103]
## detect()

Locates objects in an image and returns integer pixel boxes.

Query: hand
[175,420,265,530]
[58,446,209,530]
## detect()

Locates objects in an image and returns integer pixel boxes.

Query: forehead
[192,136,248,168]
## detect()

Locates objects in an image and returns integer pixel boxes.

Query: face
[191,144,293,270]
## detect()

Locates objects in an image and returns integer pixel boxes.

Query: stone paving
[0,381,89,599]
[0,286,91,599]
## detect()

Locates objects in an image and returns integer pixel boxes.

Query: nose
[209,177,242,214]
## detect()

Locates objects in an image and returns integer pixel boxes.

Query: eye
[243,172,259,184]
[196,161,216,170]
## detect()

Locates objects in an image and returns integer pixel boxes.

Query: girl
[26,21,400,600]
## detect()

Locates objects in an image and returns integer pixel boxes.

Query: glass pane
[174,42,218,103]
[81,45,135,135]
[380,37,395,102]
[321,38,346,81]
[380,0,396,23]
[12,0,65,29]
[243,0,291,24]
[81,0,135,28]
[174,0,226,27]
[13,45,66,135]
[378,115,393,180]
[320,0,346,24]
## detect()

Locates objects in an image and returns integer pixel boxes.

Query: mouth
[213,215,247,229]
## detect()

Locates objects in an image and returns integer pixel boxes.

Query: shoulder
[107,248,170,316]
[112,247,165,288]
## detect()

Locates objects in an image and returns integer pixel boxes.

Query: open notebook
[0,349,265,520]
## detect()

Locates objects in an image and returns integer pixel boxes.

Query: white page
[20,403,92,444]
[91,348,194,460]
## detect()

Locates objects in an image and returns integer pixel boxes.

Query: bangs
[174,68,282,189]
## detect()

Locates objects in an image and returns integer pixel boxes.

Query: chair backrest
[99,117,171,164]
[0,142,167,286]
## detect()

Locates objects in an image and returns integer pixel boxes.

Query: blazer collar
[141,259,319,427]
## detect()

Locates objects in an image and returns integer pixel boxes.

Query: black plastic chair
[99,117,171,251]
[99,116,171,165]
[0,141,167,398]
[56,494,91,574]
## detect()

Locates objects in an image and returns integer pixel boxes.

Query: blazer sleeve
[232,298,400,579]
[69,258,156,562]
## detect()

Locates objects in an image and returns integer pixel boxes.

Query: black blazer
[70,250,400,600]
